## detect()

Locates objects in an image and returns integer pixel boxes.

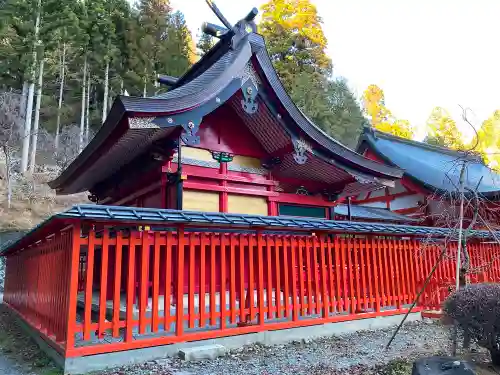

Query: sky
[169,0,500,140]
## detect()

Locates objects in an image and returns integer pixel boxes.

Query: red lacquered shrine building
[50,33,403,219]
[5,12,500,371]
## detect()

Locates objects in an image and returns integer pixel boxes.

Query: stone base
[5,304,422,374]
[178,344,227,361]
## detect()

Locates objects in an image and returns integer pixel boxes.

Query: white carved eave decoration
[129,117,160,129]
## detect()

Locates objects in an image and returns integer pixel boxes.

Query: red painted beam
[353,191,417,204]
[163,164,277,186]
[269,192,336,206]
[184,181,279,197]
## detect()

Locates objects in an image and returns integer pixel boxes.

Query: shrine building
[2,7,500,374]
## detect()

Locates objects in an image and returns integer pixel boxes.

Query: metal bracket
[322,189,339,202]
[241,80,258,115]
[212,151,233,162]
[181,120,201,146]
[296,186,309,196]
[292,137,311,165]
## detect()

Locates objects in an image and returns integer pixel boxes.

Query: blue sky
[169,0,500,139]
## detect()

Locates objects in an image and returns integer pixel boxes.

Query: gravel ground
[101,320,462,375]
[0,304,492,375]
[0,304,61,375]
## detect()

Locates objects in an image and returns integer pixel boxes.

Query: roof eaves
[48,99,127,190]
[249,34,404,181]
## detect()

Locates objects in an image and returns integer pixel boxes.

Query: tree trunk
[20,81,28,120]
[55,42,66,153]
[102,60,109,123]
[85,75,90,144]
[21,82,34,173]
[79,55,87,153]
[3,146,12,209]
[20,0,41,173]
[28,57,44,173]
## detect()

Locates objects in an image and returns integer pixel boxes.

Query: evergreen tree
[136,0,192,97]
[165,11,193,77]
[0,0,192,164]
[325,79,367,147]
[259,0,363,147]
[0,0,36,89]
[197,32,214,56]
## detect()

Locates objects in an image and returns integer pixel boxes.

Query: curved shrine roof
[49,29,403,196]
[358,128,500,196]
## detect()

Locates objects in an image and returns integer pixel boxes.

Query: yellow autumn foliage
[425,107,500,172]
[425,107,465,150]
[362,84,414,139]
[475,110,500,170]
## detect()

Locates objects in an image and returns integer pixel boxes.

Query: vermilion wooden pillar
[220,162,228,212]
[267,173,277,215]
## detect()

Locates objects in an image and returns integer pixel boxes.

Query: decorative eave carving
[292,137,313,165]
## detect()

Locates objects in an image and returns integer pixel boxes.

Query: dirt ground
[0,305,61,375]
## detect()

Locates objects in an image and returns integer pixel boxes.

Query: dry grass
[0,173,87,231]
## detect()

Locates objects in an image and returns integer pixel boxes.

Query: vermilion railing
[3,228,74,354]
[3,221,500,358]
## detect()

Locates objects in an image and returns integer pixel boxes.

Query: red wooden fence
[3,228,74,355]
[3,222,500,359]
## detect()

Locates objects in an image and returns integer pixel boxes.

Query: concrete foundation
[12,309,422,374]
[178,344,227,361]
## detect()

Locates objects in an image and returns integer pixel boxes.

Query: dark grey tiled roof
[0,204,495,255]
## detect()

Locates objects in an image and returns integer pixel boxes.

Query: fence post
[65,223,81,354]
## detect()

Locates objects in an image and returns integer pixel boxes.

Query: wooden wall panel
[227,194,268,216]
[183,190,219,212]
[181,147,215,162]
[230,155,262,169]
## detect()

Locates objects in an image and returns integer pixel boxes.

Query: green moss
[374,359,412,375]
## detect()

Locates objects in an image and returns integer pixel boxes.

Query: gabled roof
[358,127,500,196]
[49,26,403,196]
